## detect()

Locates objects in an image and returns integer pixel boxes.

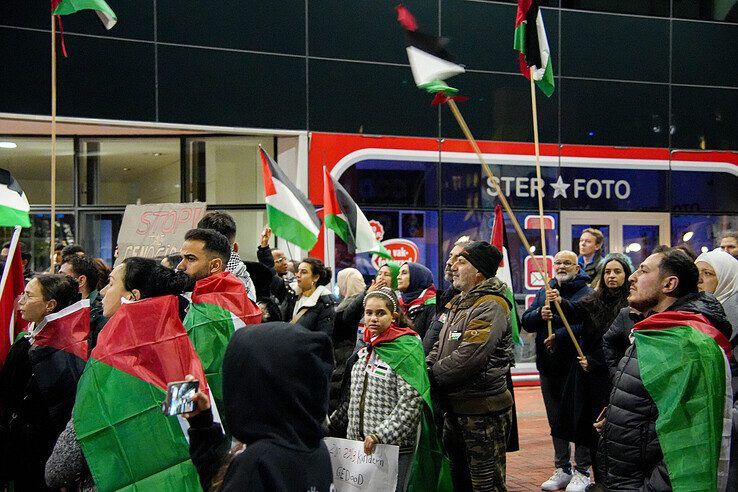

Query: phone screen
[162,380,199,416]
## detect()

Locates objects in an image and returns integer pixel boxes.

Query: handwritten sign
[115,202,207,266]
[324,437,399,491]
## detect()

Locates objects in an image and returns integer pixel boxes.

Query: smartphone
[162,380,199,416]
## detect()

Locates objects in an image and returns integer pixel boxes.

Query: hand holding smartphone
[162,380,199,416]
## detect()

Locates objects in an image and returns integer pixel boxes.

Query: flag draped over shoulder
[30,299,90,428]
[633,311,732,492]
[0,169,31,228]
[491,205,520,345]
[52,0,117,29]
[74,295,205,492]
[396,4,464,95]
[514,0,554,97]
[260,147,321,251]
[374,334,451,491]
[183,272,262,408]
[323,167,391,259]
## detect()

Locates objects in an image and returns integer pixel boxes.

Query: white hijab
[695,249,738,304]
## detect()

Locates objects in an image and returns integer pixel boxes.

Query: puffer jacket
[426,277,513,414]
[521,271,592,377]
[602,307,645,380]
[598,292,732,490]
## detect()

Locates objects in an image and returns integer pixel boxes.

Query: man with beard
[177,229,230,282]
[598,248,732,490]
[522,250,593,491]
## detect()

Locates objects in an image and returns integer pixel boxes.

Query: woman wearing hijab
[545,253,633,486]
[329,288,448,491]
[397,262,437,338]
[695,248,738,490]
[185,322,334,491]
[376,262,400,291]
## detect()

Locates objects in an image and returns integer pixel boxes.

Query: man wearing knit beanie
[427,240,514,490]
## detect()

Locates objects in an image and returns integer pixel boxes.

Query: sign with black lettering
[325,437,399,491]
[115,202,207,266]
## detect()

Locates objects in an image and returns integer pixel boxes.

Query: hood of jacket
[551,270,591,296]
[664,291,732,340]
[222,322,333,450]
[457,276,511,309]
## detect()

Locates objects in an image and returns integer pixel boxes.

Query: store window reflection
[0,214,76,273]
[671,215,738,255]
[0,137,74,205]
[79,138,181,205]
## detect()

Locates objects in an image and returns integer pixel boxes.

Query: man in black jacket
[522,250,593,491]
[598,248,732,490]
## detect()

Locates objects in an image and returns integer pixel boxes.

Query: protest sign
[115,202,207,266]
[325,437,399,491]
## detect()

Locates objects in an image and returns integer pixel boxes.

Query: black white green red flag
[633,310,732,491]
[73,295,206,491]
[491,205,521,345]
[514,0,555,97]
[0,169,31,228]
[396,4,465,95]
[260,147,321,251]
[323,167,391,259]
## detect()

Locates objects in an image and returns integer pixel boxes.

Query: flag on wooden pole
[514,0,555,96]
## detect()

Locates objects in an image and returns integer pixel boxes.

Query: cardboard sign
[115,202,207,266]
[325,437,399,491]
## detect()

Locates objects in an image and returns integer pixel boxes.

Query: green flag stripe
[325,213,350,243]
[0,205,31,228]
[74,360,200,491]
[504,288,520,345]
[636,326,726,491]
[266,204,319,251]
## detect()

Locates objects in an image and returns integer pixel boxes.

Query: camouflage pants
[442,409,512,492]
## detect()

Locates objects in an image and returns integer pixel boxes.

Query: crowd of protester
[0,217,737,491]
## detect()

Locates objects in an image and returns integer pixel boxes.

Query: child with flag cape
[329,287,450,491]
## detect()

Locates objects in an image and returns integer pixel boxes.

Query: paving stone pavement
[506,386,558,491]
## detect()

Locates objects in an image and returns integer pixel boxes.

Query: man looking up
[522,250,593,491]
[427,241,513,491]
[177,228,231,282]
[197,211,256,301]
[599,248,732,490]
[59,255,106,353]
[577,228,605,286]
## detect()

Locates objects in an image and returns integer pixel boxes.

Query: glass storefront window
[671,214,738,255]
[79,138,181,205]
[339,160,438,208]
[0,213,76,273]
[673,0,738,23]
[187,137,273,205]
[0,137,74,205]
[80,212,123,268]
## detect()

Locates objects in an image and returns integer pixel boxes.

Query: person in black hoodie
[598,248,733,490]
[186,322,335,491]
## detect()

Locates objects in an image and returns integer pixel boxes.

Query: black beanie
[459,241,503,279]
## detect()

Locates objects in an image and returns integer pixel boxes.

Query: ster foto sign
[486,176,631,200]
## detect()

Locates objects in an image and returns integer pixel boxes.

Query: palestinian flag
[491,205,521,345]
[323,167,391,259]
[372,331,451,491]
[396,4,464,94]
[260,147,321,251]
[52,0,117,29]
[0,237,27,367]
[633,311,732,491]
[183,272,262,409]
[29,299,90,430]
[74,295,205,491]
[514,0,554,97]
[0,168,31,228]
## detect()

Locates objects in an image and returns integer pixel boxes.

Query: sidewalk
[507,386,555,491]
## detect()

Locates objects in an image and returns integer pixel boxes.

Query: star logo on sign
[550,176,570,199]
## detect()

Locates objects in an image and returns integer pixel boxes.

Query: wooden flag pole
[50,12,58,272]
[529,66,552,338]
[446,98,584,358]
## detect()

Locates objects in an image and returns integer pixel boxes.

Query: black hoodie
[188,322,335,491]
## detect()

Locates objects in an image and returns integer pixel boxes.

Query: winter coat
[289,285,336,336]
[521,271,593,378]
[602,307,644,380]
[330,342,422,452]
[579,251,606,286]
[427,277,513,414]
[598,292,732,491]
[188,322,334,491]
[423,287,459,354]
[331,291,365,412]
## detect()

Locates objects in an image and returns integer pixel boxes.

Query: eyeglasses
[553,260,575,266]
